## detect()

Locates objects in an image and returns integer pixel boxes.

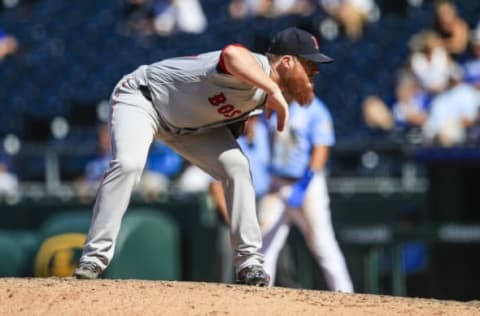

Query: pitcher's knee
[219,151,250,179]
[115,155,145,175]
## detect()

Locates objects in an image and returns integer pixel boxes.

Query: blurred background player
[258,95,354,292]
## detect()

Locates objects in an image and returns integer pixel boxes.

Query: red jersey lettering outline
[208,92,242,118]
[208,93,227,106]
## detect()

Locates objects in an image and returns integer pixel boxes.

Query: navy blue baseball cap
[267,27,334,64]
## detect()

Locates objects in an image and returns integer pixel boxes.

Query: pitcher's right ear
[281,55,294,70]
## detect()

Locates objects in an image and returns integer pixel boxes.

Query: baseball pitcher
[73,27,334,287]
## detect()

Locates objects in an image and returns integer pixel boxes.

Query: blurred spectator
[362,69,429,140]
[0,154,18,202]
[268,0,316,17]
[153,0,207,36]
[433,0,469,56]
[408,30,452,95]
[391,70,429,133]
[362,95,394,133]
[462,27,480,90]
[228,0,270,19]
[121,0,156,36]
[422,64,480,147]
[228,0,314,20]
[319,0,378,41]
[0,28,18,61]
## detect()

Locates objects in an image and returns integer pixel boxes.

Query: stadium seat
[105,208,181,281]
[33,208,181,280]
[0,230,39,277]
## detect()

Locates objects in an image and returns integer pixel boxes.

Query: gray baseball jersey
[133,51,270,134]
[78,49,270,277]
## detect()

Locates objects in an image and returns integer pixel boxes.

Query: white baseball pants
[258,173,354,292]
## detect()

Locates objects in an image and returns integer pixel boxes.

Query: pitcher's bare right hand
[265,87,289,132]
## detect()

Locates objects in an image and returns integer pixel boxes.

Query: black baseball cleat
[73,262,102,279]
[236,265,270,287]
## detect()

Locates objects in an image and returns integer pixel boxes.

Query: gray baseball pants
[78,74,264,274]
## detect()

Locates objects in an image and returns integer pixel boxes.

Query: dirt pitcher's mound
[0,278,479,316]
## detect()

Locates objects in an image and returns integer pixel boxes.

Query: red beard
[283,71,315,106]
